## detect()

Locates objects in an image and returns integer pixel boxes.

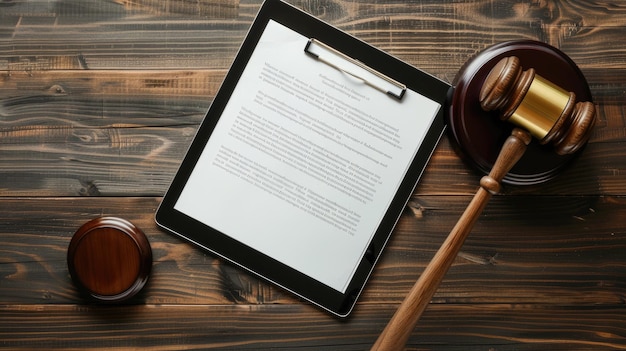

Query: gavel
[371,56,596,350]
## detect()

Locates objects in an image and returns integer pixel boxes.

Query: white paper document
[175,20,441,293]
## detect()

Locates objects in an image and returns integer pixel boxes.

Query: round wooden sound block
[447,40,593,185]
[67,217,152,303]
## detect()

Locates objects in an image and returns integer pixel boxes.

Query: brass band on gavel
[480,56,596,155]
[508,75,572,141]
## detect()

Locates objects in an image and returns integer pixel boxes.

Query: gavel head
[479,56,596,155]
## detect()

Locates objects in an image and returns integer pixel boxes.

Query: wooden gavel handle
[371,128,532,351]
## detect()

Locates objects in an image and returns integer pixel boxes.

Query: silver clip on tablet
[304,38,407,100]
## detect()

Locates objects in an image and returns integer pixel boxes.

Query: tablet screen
[156,0,450,316]
[173,20,441,293]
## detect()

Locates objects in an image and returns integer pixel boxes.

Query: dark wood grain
[1,304,625,350]
[1,0,626,349]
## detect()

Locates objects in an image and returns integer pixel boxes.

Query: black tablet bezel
[155,0,450,317]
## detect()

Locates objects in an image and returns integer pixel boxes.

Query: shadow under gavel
[371,56,596,351]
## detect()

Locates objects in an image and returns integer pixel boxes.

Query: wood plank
[3,68,626,106]
[0,304,624,350]
[1,196,624,306]
[119,0,240,18]
[1,70,225,98]
[0,125,623,196]
[1,1,625,73]
[0,0,240,19]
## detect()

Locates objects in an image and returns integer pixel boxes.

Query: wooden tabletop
[2,1,625,349]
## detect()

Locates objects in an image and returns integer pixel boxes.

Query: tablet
[156,0,451,317]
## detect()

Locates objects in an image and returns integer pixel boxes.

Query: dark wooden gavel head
[479,56,596,155]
